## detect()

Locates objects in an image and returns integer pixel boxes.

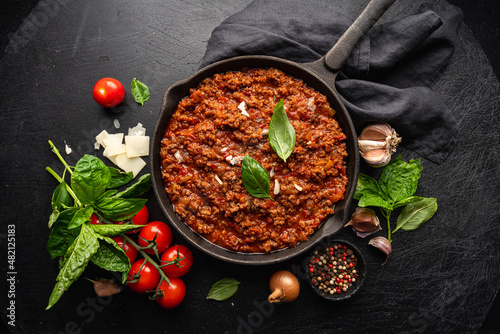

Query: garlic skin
[358,122,401,167]
[346,207,382,238]
[86,278,122,297]
[368,236,392,264]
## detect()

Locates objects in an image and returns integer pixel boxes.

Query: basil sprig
[131,78,150,105]
[45,142,151,309]
[241,155,273,200]
[206,278,241,301]
[268,99,296,162]
[354,155,437,242]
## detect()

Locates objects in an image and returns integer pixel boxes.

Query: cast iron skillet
[151,0,395,265]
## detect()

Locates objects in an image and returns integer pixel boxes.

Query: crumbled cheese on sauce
[274,179,280,195]
[174,151,184,163]
[307,97,316,111]
[261,129,269,135]
[238,101,249,117]
[294,183,303,191]
[270,167,275,177]
[215,175,223,185]
[221,147,228,152]
[225,155,245,165]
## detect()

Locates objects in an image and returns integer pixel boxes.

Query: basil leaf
[394,198,438,232]
[206,278,240,301]
[51,181,73,211]
[114,173,151,199]
[107,167,134,189]
[358,191,393,211]
[268,99,296,162]
[71,155,111,204]
[68,206,94,229]
[91,237,130,272]
[241,155,272,200]
[47,208,80,259]
[379,155,422,203]
[131,78,150,106]
[354,173,385,200]
[46,224,100,309]
[89,223,146,237]
[392,196,424,209]
[94,197,147,221]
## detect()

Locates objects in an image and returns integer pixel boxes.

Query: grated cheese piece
[274,179,280,195]
[221,147,228,152]
[238,101,249,117]
[64,142,72,155]
[261,129,269,135]
[215,175,223,185]
[125,135,150,158]
[128,123,146,136]
[294,183,303,191]
[113,119,120,129]
[270,167,275,178]
[230,156,245,165]
[226,155,233,163]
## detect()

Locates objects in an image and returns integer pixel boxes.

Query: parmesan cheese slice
[102,133,124,149]
[114,154,146,178]
[125,135,150,158]
[103,143,126,157]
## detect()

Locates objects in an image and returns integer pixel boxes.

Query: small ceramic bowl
[305,239,366,301]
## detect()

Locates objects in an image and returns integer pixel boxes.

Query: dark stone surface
[1,1,499,333]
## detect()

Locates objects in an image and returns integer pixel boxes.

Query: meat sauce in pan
[160,68,347,253]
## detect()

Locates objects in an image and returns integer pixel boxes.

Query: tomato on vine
[155,277,186,309]
[138,221,172,255]
[112,236,138,264]
[127,259,160,293]
[92,77,125,108]
[161,245,193,278]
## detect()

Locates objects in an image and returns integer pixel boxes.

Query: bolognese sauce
[160,68,347,253]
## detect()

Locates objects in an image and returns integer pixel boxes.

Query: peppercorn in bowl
[306,239,366,301]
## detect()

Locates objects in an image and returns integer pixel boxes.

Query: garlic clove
[360,149,392,167]
[359,122,393,141]
[346,207,382,238]
[357,139,387,154]
[368,236,392,264]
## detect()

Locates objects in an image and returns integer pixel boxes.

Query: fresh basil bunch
[45,141,151,309]
[354,155,438,242]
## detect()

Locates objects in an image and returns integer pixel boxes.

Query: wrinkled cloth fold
[200,0,463,163]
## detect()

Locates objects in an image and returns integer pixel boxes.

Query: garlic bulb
[358,122,401,167]
[345,207,382,238]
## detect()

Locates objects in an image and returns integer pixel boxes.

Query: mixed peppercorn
[308,243,361,297]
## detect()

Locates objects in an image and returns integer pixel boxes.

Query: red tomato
[161,245,193,278]
[112,236,138,264]
[115,205,149,234]
[89,214,101,225]
[92,77,125,108]
[127,259,160,293]
[155,277,186,309]
[138,221,172,255]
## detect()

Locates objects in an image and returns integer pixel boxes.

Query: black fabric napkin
[200,0,463,163]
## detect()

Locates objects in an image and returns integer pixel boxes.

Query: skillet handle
[324,0,396,72]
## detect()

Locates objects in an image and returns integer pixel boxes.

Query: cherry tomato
[112,236,138,264]
[161,245,193,278]
[127,259,160,293]
[128,205,149,234]
[89,214,102,225]
[155,277,186,309]
[92,77,125,108]
[138,221,172,255]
